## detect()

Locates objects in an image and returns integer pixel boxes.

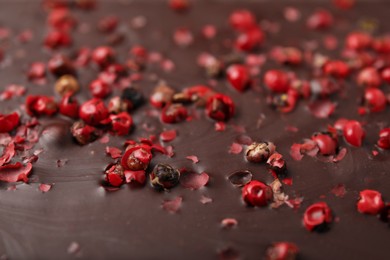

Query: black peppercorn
[245,142,276,163]
[150,163,180,190]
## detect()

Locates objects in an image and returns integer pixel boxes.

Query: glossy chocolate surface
[0,1,389,259]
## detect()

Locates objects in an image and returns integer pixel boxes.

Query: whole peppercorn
[265,242,299,260]
[121,87,144,109]
[55,75,79,96]
[364,88,386,113]
[357,67,381,88]
[235,26,264,51]
[381,67,390,83]
[108,96,131,114]
[161,103,188,124]
[150,163,180,190]
[79,98,109,126]
[242,180,273,207]
[70,121,100,145]
[92,46,115,68]
[150,83,175,108]
[206,94,235,121]
[121,146,152,171]
[264,70,289,93]
[377,128,390,149]
[311,133,337,155]
[346,32,372,51]
[26,95,58,117]
[226,64,250,92]
[105,164,125,187]
[229,9,256,31]
[245,142,276,163]
[48,54,75,77]
[109,112,133,136]
[59,93,79,119]
[0,112,20,133]
[343,120,365,147]
[357,189,385,215]
[323,60,350,79]
[303,202,333,232]
[44,30,71,49]
[89,79,112,99]
[306,9,333,30]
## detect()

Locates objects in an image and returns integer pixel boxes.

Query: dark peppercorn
[121,87,144,109]
[245,142,276,163]
[70,121,101,145]
[150,163,180,190]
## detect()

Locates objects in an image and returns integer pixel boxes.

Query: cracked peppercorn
[245,142,276,163]
[150,163,180,190]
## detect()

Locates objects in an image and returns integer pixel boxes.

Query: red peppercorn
[242,180,273,207]
[343,120,365,147]
[89,79,112,99]
[306,9,333,30]
[381,67,390,84]
[150,83,175,108]
[70,121,100,145]
[0,112,20,133]
[323,60,350,79]
[357,67,381,88]
[105,164,125,187]
[27,62,46,80]
[121,146,152,171]
[271,47,302,66]
[303,202,332,231]
[226,64,250,92]
[265,242,299,260]
[312,134,337,155]
[169,0,189,12]
[26,95,58,117]
[235,26,264,51]
[206,94,235,121]
[161,103,188,124]
[229,9,256,31]
[333,0,355,10]
[364,88,386,113]
[48,54,75,77]
[109,112,133,136]
[334,118,349,132]
[345,32,372,50]
[173,27,194,47]
[372,36,390,53]
[79,98,109,126]
[377,128,390,149]
[47,7,76,31]
[98,15,118,33]
[44,30,71,49]
[264,70,289,93]
[357,189,385,215]
[59,93,79,119]
[92,46,115,68]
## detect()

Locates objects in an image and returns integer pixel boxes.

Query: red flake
[215,122,226,132]
[231,124,246,133]
[285,197,304,209]
[105,146,122,159]
[235,135,253,145]
[165,145,175,157]
[202,25,217,39]
[285,125,298,133]
[308,100,336,118]
[284,7,301,22]
[200,195,213,204]
[186,155,199,164]
[331,184,346,198]
[372,150,379,156]
[0,133,12,146]
[180,172,209,190]
[267,153,285,169]
[333,148,347,162]
[160,129,177,142]
[56,159,68,168]
[229,142,243,154]
[67,242,80,255]
[0,142,15,166]
[124,170,146,184]
[7,185,16,191]
[99,135,110,144]
[162,196,182,213]
[290,144,303,161]
[221,218,238,228]
[323,35,338,50]
[39,183,52,193]
[173,27,193,47]
[0,84,26,100]
[0,162,32,183]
